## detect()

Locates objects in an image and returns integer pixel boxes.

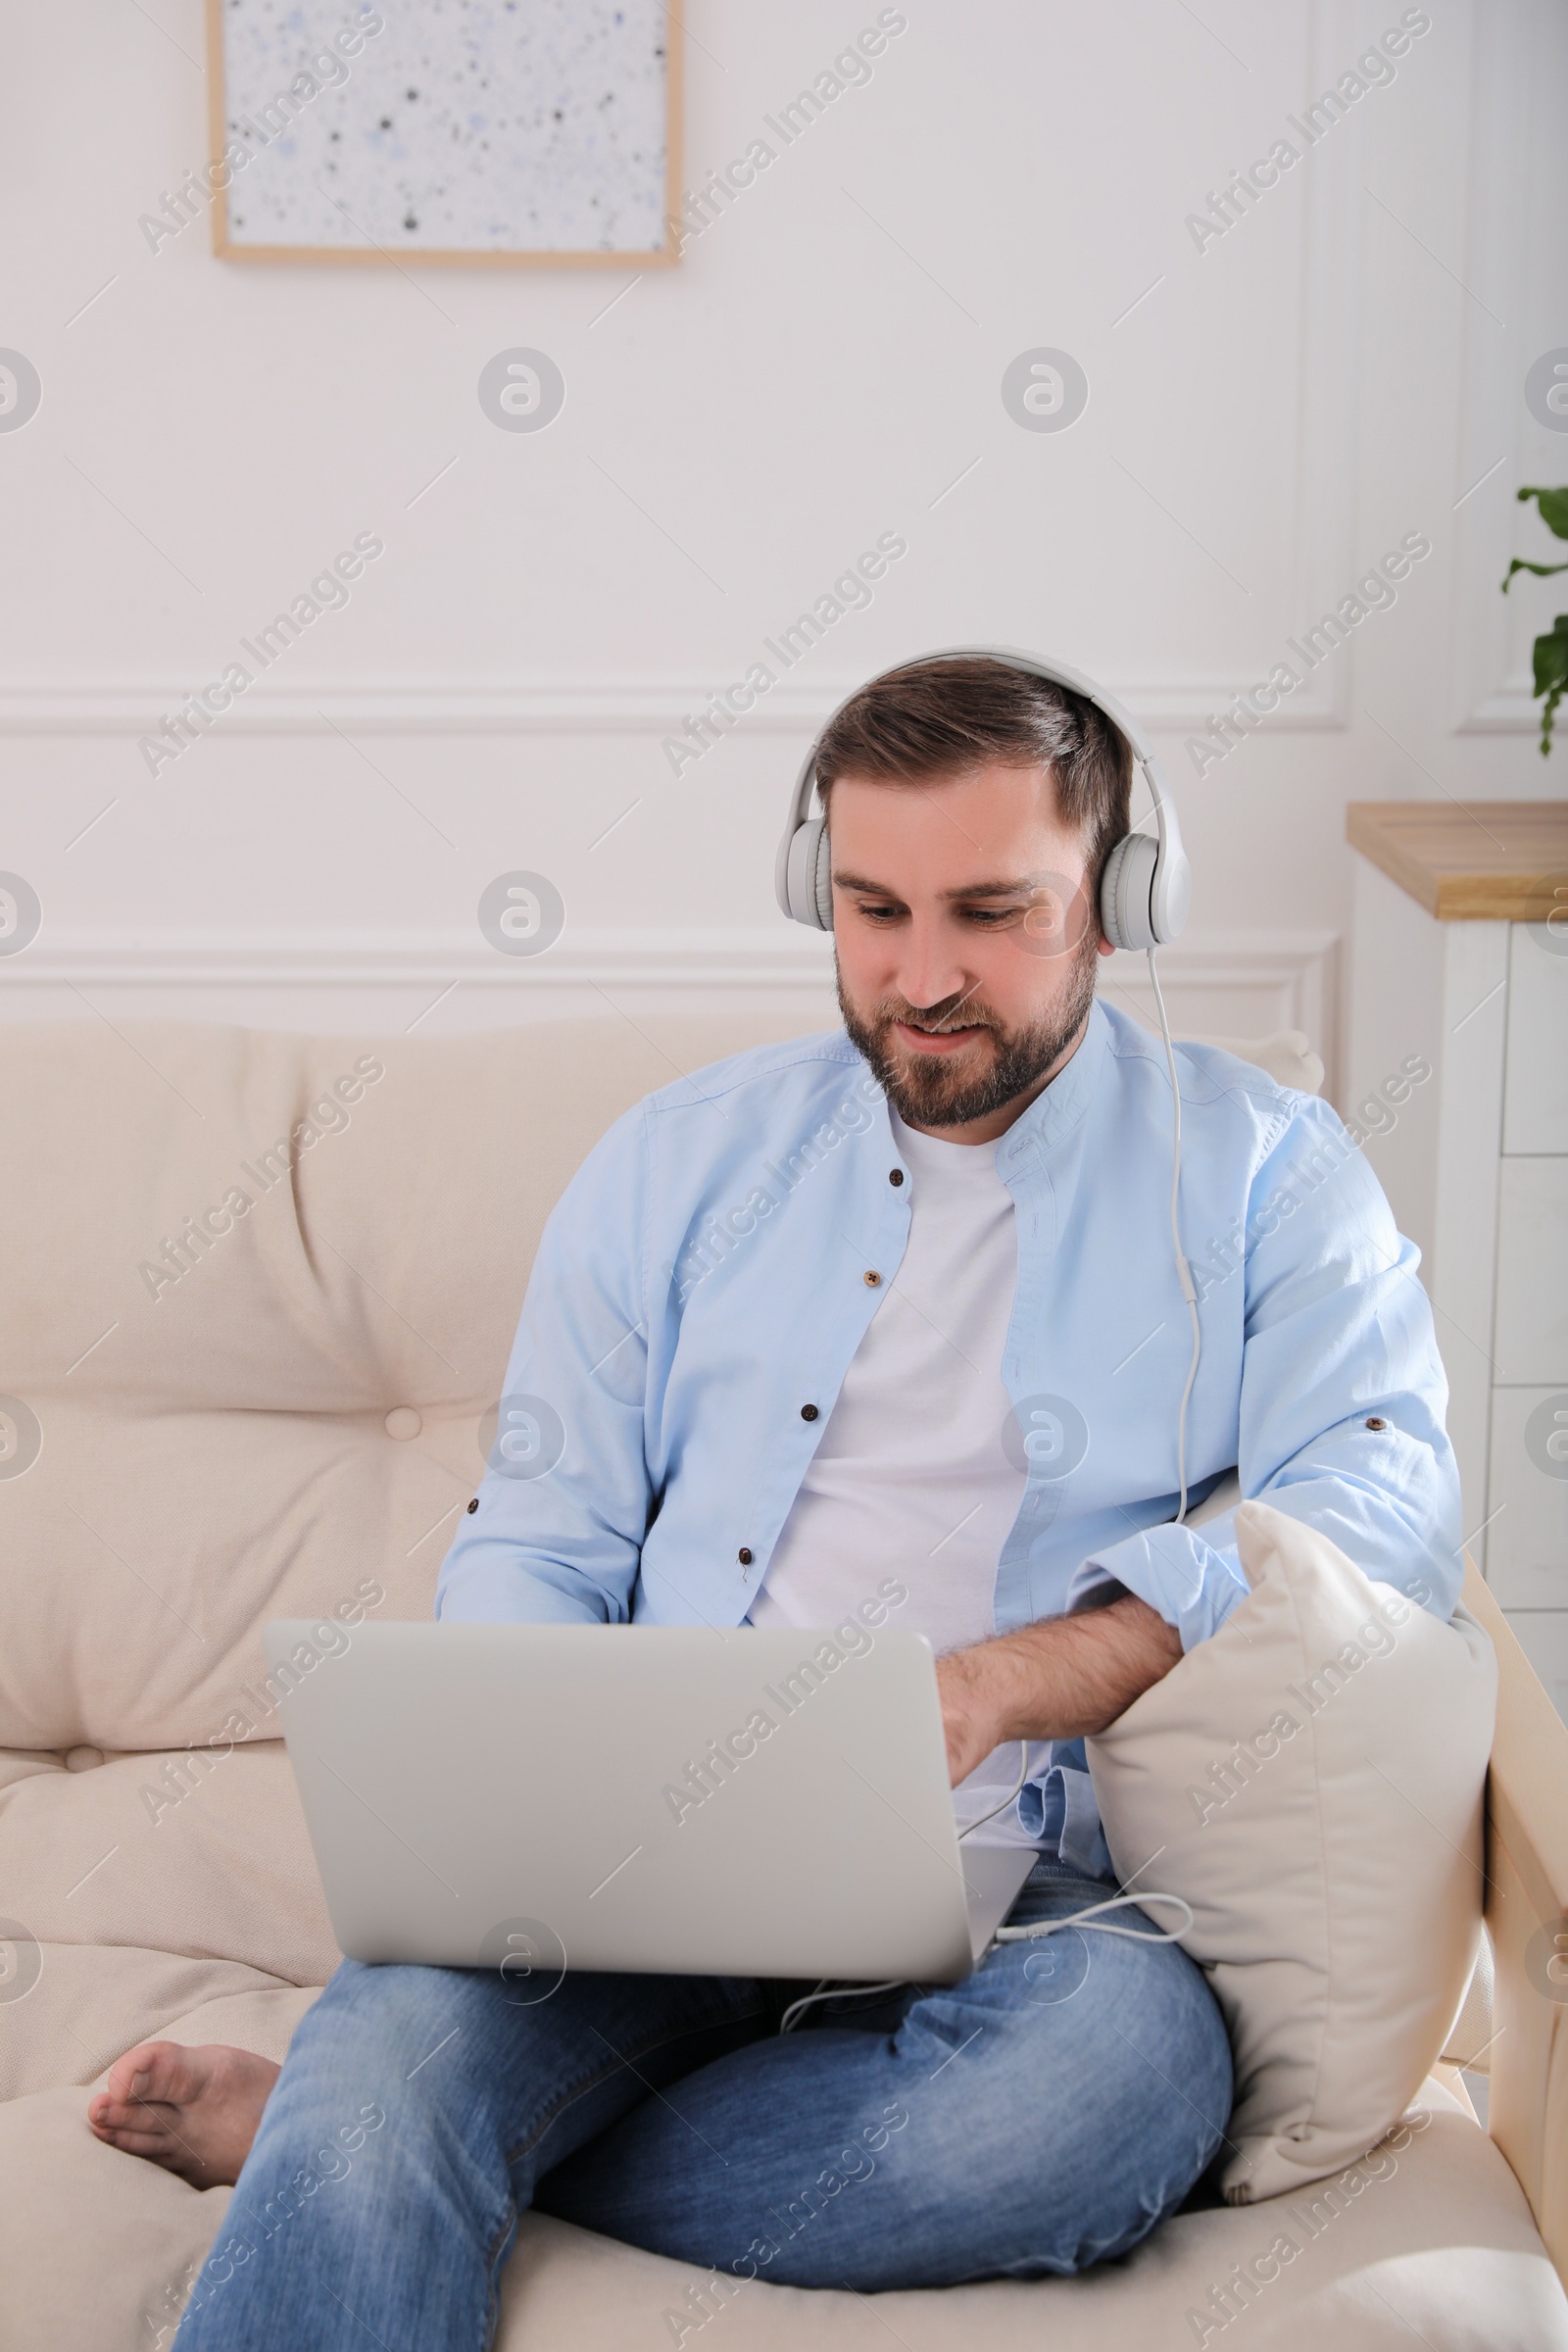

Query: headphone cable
[1146,946,1200,1526]
[956,1738,1032,1840]
[777,1888,1197,2031]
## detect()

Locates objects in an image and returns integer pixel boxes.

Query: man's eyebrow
[832,869,1039,903]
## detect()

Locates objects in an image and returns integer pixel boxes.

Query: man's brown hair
[813,655,1133,897]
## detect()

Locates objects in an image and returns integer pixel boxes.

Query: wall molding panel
[0,675,1351,738]
[0,925,1341,1087]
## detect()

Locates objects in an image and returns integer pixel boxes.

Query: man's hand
[933,1594,1184,1788]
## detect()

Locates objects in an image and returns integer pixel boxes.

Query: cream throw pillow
[1085,1500,1495,2203]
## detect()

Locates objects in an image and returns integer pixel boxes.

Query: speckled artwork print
[219,2,670,253]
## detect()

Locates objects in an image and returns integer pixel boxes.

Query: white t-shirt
[747,1105,1052,1847]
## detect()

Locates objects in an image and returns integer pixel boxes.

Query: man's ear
[1096,935,1116,959]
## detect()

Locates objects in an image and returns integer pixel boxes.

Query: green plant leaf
[1516,484,1568,539]
[1532,613,1568,757]
[1502,557,1568,591]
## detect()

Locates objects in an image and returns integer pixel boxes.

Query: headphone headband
[773,645,1190,951]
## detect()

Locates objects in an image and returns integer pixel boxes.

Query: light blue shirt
[437,1002,1462,1875]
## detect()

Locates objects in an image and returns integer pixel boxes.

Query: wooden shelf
[1347,801,1568,920]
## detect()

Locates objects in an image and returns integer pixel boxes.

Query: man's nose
[892,923,975,1014]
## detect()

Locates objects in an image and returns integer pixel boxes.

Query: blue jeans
[172,1863,1231,2348]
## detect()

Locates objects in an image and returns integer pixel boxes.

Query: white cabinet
[1494,1156,1568,1386]
[1346,805,1568,1720]
[1505,1610,1568,1729]
[1487,1388,1568,1610]
[1504,922,1568,1153]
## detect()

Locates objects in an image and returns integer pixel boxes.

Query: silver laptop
[264,1618,1036,1986]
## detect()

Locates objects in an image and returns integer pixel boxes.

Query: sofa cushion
[0,1743,339,1989]
[495,2096,1568,2350]
[500,2092,1568,2349]
[0,1016,799,1753]
[0,2071,1562,2352]
[0,1947,298,2103]
[1087,1503,1496,2203]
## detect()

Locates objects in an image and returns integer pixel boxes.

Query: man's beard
[836,930,1101,1131]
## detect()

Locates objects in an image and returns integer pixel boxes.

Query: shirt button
[466,1497,479,1513]
[1366,1416,1388,1431]
[738,1546,753,1566]
[801,1403,819,1421]
[863,1270,882,1287]
[889,1169,905,1186]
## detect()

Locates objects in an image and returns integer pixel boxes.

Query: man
[89,657,1460,2343]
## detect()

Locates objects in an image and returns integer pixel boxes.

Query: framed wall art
[203,1,681,266]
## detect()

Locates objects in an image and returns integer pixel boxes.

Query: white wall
[1,0,1563,1101]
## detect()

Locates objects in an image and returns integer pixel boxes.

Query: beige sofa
[1,1012,1565,2351]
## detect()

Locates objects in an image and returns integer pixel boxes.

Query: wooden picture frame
[205,0,682,268]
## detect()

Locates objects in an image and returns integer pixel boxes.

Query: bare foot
[86,2041,280,2185]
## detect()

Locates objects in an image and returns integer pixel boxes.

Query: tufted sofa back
[0,1015,811,1759]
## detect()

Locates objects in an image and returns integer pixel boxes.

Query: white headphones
[772,644,1191,952]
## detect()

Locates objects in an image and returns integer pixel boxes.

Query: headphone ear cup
[1100,832,1159,953]
[785,817,833,930]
